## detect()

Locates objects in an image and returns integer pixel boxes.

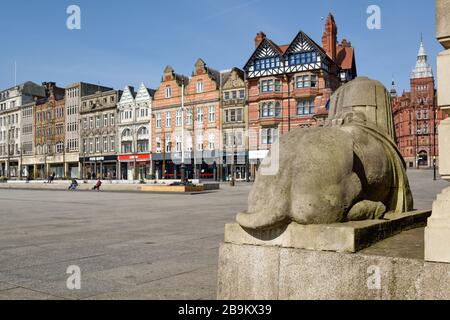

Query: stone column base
[217,242,450,300]
[425,186,450,263]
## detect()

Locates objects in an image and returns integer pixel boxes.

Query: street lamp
[180,80,187,185]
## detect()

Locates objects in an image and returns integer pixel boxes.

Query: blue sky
[0,0,439,93]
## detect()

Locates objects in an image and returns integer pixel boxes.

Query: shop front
[223,151,249,181]
[118,154,151,181]
[249,150,269,180]
[80,155,118,180]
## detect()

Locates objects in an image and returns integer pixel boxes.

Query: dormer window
[254,57,281,71]
[165,86,172,98]
[196,81,204,93]
[288,51,317,66]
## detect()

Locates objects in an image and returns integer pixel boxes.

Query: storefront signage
[118,154,151,162]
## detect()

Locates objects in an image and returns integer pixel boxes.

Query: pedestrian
[92,178,102,191]
[107,172,113,184]
[68,178,78,191]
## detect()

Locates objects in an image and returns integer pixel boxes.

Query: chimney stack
[322,13,338,61]
[255,31,266,48]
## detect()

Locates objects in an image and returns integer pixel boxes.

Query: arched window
[122,128,132,138]
[138,127,149,136]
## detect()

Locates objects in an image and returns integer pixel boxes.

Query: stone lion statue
[237,77,413,229]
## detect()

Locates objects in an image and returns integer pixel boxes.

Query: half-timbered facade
[244,13,357,175]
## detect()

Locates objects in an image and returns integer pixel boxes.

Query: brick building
[33,82,66,179]
[243,13,357,175]
[392,40,447,168]
[152,60,224,180]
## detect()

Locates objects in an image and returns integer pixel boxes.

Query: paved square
[0,170,448,300]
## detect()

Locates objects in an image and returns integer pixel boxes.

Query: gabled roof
[163,65,189,87]
[118,85,136,105]
[282,31,328,59]
[244,37,286,70]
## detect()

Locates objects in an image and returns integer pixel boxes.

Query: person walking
[92,178,102,191]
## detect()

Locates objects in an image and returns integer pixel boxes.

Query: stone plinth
[225,210,431,253]
[436,0,450,49]
[217,241,450,300]
[425,187,450,263]
[437,50,450,109]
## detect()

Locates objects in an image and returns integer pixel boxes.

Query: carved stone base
[425,187,450,263]
[225,210,431,253]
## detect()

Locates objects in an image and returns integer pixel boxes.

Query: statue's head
[327,77,395,140]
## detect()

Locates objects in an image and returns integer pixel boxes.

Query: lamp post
[230,126,236,187]
[180,80,187,185]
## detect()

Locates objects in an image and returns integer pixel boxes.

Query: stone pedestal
[217,241,450,300]
[424,0,450,264]
[436,0,450,49]
[437,50,450,108]
[225,210,431,253]
[425,188,450,263]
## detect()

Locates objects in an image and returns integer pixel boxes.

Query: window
[95,137,100,153]
[261,79,281,93]
[165,86,172,98]
[196,133,204,151]
[288,51,317,66]
[103,137,108,152]
[186,108,192,125]
[261,128,279,145]
[175,136,182,152]
[89,139,93,153]
[89,117,94,129]
[208,133,215,150]
[156,113,162,128]
[122,129,132,137]
[196,81,204,93]
[176,110,182,127]
[165,134,172,153]
[208,106,216,123]
[138,127,148,136]
[260,102,281,118]
[254,56,281,71]
[224,92,230,100]
[196,107,204,123]
[103,114,108,127]
[156,137,162,153]
[296,75,311,88]
[225,108,244,123]
[110,136,115,152]
[111,113,115,126]
[297,100,315,116]
[239,90,245,99]
[165,111,171,128]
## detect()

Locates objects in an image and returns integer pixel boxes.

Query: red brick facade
[152,60,222,179]
[244,13,357,172]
